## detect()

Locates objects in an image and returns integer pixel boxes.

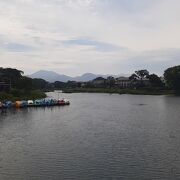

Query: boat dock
[0,98,70,109]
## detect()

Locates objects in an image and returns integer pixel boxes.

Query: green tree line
[1,65,180,98]
[0,67,48,100]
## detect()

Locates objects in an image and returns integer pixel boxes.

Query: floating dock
[0,98,70,109]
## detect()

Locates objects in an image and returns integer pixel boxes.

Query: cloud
[110,48,180,75]
[0,0,180,75]
[63,38,125,52]
[1,42,34,52]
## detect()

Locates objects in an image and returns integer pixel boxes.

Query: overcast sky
[0,0,180,76]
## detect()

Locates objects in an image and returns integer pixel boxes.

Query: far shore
[0,88,176,102]
[62,88,174,96]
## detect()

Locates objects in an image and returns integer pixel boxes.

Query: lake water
[0,92,180,180]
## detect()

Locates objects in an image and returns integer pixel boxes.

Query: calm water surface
[0,93,180,180]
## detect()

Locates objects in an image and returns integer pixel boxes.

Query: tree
[0,67,24,89]
[16,76,33,92]
[54,81,66,89]
[129,70,149,88]
[135,70,149,79]
[129,70,149,80]
[106,76,115,88]
[164,65,180,94]
[147,74,164,87]
[32,78,48,90]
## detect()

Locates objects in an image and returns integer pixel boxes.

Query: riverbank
[0,90,47,101]
[62,87,174,95]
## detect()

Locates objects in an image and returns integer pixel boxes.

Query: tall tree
[32,78,48,90]
[164,65,180,94]
[0,67,23,88]
[129,70,149,87]
[107,76,115,88]
[17,76,33,92]
[148,74,164,87]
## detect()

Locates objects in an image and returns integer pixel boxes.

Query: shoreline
[1,88,176,102]
[62,88,174,96]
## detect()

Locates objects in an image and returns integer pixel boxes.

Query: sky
[0,0,180,76]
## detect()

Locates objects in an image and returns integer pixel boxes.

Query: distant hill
[74,73,98,82]
[29,70,129,82]
[30,70,73,82]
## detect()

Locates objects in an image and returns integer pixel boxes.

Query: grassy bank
[63,87,174,95]
[0,90,47,101]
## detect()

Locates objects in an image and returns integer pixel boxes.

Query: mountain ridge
[29,70,129,82]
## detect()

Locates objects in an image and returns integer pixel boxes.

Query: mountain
[74,73,98,82]
[29,70,129,82]
[30,70,73,82]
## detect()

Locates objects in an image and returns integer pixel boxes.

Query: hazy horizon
[0,0,180,76]
[28,69,131,77]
